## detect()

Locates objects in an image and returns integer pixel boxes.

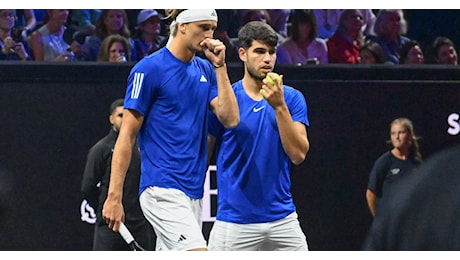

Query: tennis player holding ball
[207,21,310,250]
[102,9,239,251]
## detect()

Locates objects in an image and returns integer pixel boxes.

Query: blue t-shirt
[208,80,309,224]
[124,47,218,199]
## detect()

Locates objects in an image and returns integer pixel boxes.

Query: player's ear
[238,47,247,62]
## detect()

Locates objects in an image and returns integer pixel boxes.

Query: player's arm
[202,38,239,129]
[103,109,144,231]
[366,189,377,216]
[276,109,309,165]
[263,75,309,165]
[210,64,239,129]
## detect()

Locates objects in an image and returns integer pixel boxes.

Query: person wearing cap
[132,9,167,61]
[102,9,239,251]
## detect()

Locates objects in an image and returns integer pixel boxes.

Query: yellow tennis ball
[265,72,281,85]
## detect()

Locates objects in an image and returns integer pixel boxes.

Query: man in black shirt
[81,98,155,250]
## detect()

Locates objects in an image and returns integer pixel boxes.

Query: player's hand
[261,73,285,107]
[102,198,125,232]
[201,38,226,68]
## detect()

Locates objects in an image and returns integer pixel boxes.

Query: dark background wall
[0,62,459,250]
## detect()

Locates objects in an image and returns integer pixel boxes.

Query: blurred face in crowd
[382,11,402,37]
[139,16,162,36]
[297,22,312,41]
[360,49,377,64]
[437,44,458,65]
[108,41,126,62]
[0,10,16,31]
[104,9,125,33]
[343,10,364,34]
[248,10,267,24]
[48,9,69,25]
[405,45,424,64]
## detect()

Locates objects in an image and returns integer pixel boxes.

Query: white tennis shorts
[208,212,309,251]
[139,186,207,251]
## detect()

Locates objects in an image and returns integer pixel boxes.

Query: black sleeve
[80,143,106,209]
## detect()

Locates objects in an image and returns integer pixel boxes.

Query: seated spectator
[81,9,136,61]
[69,9,102,37]
[0,9,32,61]
[97,34,131,62]
[14,9,37,40]
[313,9,342,40]
[399,40,425,64]
[327,9,365,64]
[267,9,291,38]
[314,9,376,40]
[367,9,410,64]
[430,36,458,65]
[239,9,286,44]
[132,9,166,61]
[29,9,75,62]
[276,9,328,65]
[214,23,239,63]
[359,41,386,64]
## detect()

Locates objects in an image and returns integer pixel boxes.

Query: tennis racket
[118,222,146,251]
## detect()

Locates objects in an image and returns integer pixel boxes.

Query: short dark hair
[238,21,278,50]
[399,40,422,64]
[110,98,124,114]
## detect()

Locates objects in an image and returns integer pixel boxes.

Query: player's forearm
[107,139,134,201]
[276,106,309,165]
[214,64,239,128]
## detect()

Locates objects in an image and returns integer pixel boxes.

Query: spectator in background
[81,9,136,61]
[240,9,286,45]
[399,40,425,64]
[97,34,131,62]
[366,117,422,217]
[0,9,32,61]
[359,41,386,64]
[314,9,376,40]
[132,9,166,61]
[14,9,37,40]
[430,36,458,65]
[69,9,102,37]
[368,9,410,64]
[313,9,342,40]
[327,9,365,64]
[29,9,75,61]
[216,10,240,39]
[276,9,328,65]
[268,9,291,39]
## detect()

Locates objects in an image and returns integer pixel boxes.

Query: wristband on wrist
[214,63,225,69]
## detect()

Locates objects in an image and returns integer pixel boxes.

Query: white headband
[176,9,218,23]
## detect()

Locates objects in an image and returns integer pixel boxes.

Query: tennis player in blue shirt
[102,9,239,251]
[207,21,310,250]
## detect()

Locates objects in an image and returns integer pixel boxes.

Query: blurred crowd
[0,9,458,65]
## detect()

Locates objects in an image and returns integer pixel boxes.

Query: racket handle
[118,222,134,244]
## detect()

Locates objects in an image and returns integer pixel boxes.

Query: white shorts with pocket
[208,212,308,251]
[139,186,207,251]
